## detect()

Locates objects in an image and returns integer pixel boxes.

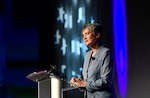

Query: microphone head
[49,65,64,78]
[50,65,58,71]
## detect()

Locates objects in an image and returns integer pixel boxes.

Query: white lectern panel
[38,76,61,98]
[51,76,61,98]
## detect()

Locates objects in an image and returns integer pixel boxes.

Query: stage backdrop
[1,0,150,98]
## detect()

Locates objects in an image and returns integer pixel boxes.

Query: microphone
[50,65,58,71]
[49,65,63,78]
[47,65,58,74]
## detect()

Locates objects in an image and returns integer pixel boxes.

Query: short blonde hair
[82,23,103,42]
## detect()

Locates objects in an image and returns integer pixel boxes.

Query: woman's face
[82,28,98,47]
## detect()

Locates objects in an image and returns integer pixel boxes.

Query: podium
[26,70,83,98]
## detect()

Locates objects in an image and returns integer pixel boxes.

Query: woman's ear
[96,33,100,38]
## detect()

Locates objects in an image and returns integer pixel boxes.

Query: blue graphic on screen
[54,0,99,80]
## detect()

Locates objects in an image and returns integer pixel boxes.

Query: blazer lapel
[83,51,92,78]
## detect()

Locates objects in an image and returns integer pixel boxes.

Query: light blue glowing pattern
[113,0,128,98]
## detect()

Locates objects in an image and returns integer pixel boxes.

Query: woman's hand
[75,78,86,87]
[70,77,78,87]
[70,77,86,87]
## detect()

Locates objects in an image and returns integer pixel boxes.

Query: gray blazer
[82,46,116,98]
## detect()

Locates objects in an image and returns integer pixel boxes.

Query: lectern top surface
[26,70,49,82]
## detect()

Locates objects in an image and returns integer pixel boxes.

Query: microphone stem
[37,68,53,82]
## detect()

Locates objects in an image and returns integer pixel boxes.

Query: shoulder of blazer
[85,50,92,57]
[97,46,110,54]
